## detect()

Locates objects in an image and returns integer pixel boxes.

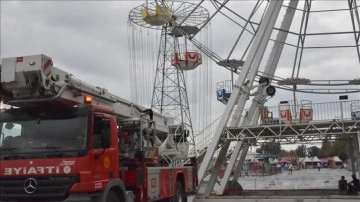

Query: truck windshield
[0,106,89,159]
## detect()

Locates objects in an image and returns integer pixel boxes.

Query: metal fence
[245,99,360,127]
[190,100,360,158]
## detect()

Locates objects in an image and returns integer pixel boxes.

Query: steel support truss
[194,0,360,200]
[224,119,360,144]
[151,26,195,148]
[214,0,300,196]
[196,0,285,197]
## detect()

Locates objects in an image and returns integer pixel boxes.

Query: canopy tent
[270,158,280,164]
[303,157,312,162]
[319,157,330,162]
[332,156,343,162]
[311,156,321,162]
[281,157,290,163]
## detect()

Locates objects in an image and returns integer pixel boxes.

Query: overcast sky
[1,0,360,147]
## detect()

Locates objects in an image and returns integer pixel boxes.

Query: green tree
[308,146,321,157]
[319,138,348,161]
[288,150,297,165]
[289,150,296,156]
[320,140,332,157]
[278,149,290,158]
[295,145,306,157]
[332,138,348,161]
[256,142,281,155]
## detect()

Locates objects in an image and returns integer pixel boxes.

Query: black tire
[106,190,120,202]
[265,85,276,96]
[175,181,187,202]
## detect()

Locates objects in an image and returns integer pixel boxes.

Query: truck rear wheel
[106,190,120,202]
[175,181,187,202]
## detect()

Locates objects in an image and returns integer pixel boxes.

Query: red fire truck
[0,54,197,202]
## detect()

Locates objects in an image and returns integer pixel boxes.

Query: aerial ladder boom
[0,54,197,202]
[0,54,173,135]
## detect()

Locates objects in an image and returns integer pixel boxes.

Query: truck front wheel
[175,181,187,202]
[106,190,121,202]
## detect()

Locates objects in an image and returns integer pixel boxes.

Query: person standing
[261,163,265,177]
[288,163,293,175]
[317,162,321,171]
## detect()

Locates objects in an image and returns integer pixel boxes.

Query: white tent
[303,157,312,162]
[311,156,321,162]
[332,156,342,162]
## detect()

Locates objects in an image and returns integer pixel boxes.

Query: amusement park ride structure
[1,0,360,202]
[192,1,360,200]
[128,1,211,159]
[128,0,360,200]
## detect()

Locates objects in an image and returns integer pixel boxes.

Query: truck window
[0,107,89,158]
[93,116,111,149]
[0,123,21,147]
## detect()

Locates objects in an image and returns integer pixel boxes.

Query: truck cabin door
[90,114,119,186]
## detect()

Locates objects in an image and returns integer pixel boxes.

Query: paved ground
[191,168,360,201]
[237,168,355,190]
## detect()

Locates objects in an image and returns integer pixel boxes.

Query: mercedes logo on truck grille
[24,178,38,194]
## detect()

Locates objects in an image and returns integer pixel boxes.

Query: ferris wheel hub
[171,26,200,37]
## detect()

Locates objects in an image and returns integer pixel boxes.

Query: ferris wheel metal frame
[155,0,360,198]
[168,0,360,95]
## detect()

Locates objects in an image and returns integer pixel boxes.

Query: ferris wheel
[204,0,360,98]
[128,1,210,155]
[174,0,360,197]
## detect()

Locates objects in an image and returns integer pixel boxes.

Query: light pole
[340,95,356,175]
[339,95,348,131]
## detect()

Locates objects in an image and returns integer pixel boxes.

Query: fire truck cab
[0,54,197,202]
